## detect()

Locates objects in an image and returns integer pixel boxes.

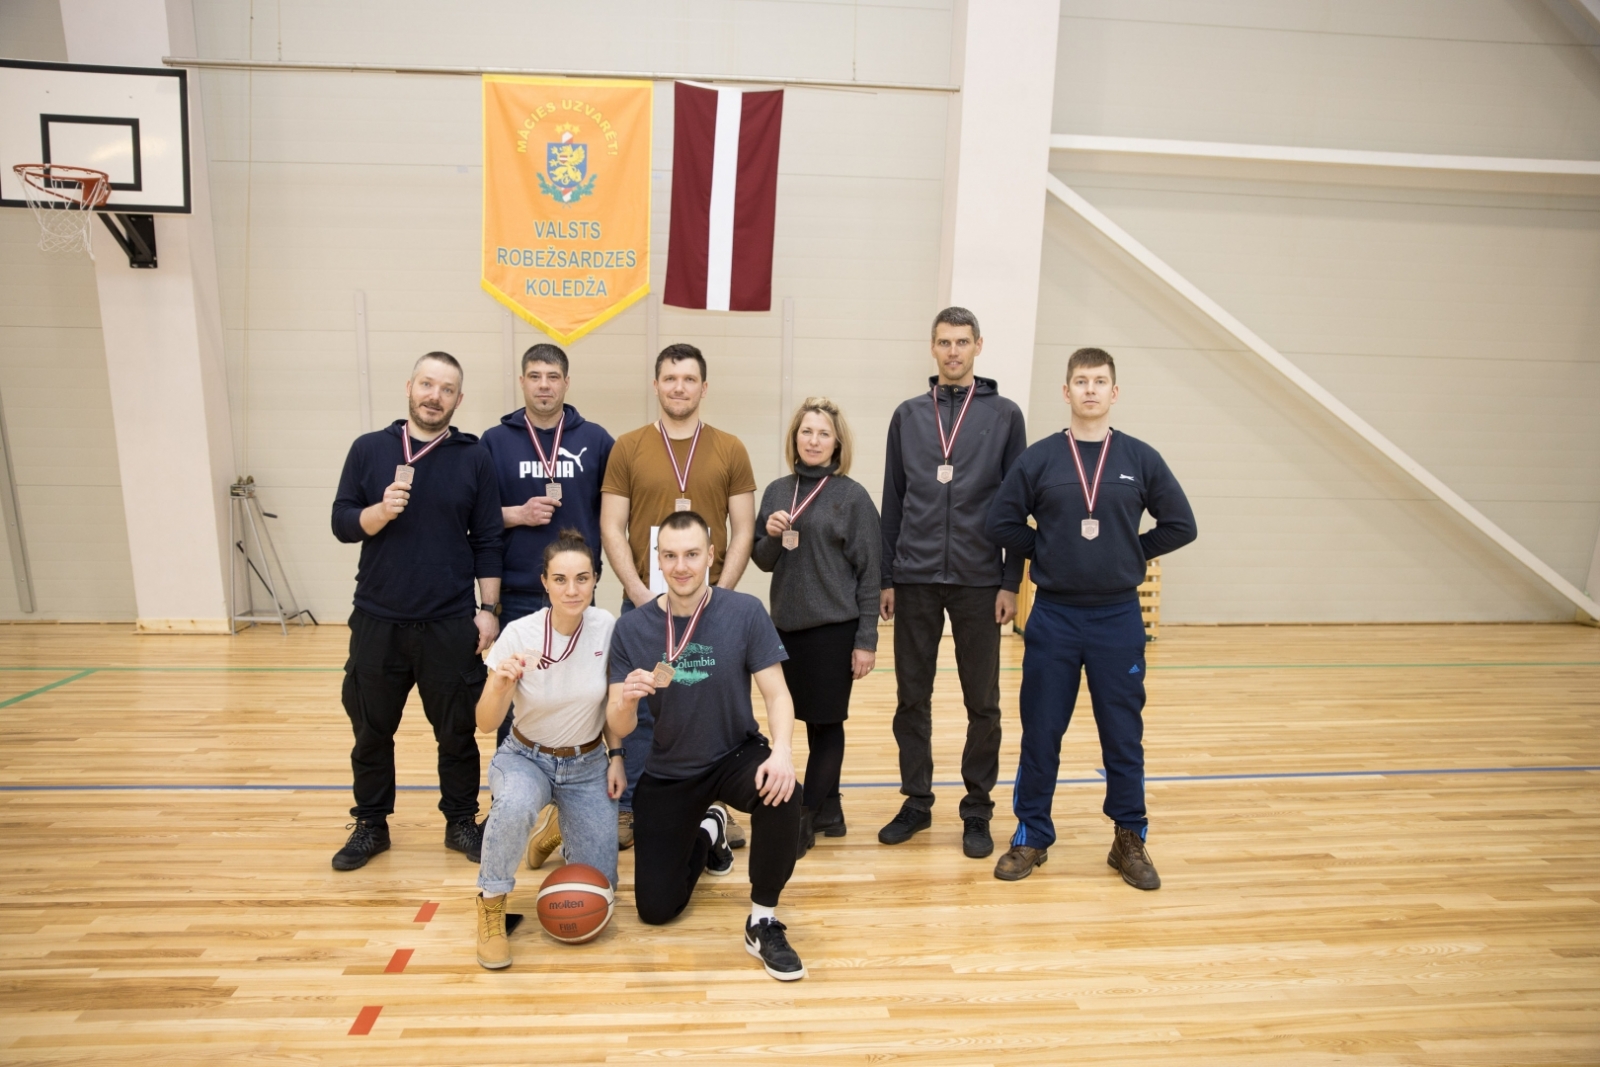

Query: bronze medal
[1081,518,1100,540]
[675,497,691,512]
[394,464,415,486]
[782,529,799,550]
[545,481,563,502]
[652,661,675,687]
[936,464,953,484]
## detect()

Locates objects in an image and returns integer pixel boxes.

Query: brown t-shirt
[602,422,757,587]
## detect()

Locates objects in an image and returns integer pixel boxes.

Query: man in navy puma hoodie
[480,344,614,753]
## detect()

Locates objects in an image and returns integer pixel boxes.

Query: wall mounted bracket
[98,213,157,268]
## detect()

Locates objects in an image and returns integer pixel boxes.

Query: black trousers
[341,609,488,822]
[891,583,1002,821]
[633,738,801,923]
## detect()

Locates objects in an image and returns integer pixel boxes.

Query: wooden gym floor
[0,621,1596,1065]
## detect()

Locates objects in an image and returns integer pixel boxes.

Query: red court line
[413,902,438,922]
[384,948,413,973]
[348,1005,382,1035]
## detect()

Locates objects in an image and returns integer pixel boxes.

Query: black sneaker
[332,818,390,871]
[744,917,807,981]
[877,803,931,845]
[813,792,847,838]
[703,804,734,876]
[444,817,484,863]
[962,816,994,859]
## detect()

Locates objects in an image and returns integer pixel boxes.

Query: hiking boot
[476,893,511,970]
[331,818,390,871]
[962,816,993,859]
[993,844,1048,881]
[745,917,807,981]
[1108,826,1161,890]
[444,817,484,863]
[703,804,734,876]
[796,807,815,860]
[813,791,847,838]
[617,809,635,850]
[877,803,931,845]
[725,809,747,850]
[526,804,563,870]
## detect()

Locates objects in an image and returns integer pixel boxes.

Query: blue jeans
[618,595,654,813]
[1011,596,1148,850]
[494,590,551,750]
[478,736,619,894]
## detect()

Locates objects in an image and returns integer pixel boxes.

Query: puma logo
[559,446,588,472]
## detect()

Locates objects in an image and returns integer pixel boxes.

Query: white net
[13,164,111,258]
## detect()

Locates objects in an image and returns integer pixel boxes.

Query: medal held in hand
[396,425,450,486]
[658,420,703,516]
[523,410,566,504]
[1065,428,1113,541]
[931,381,976,484]
[656,587,712,689]
[781,474,831,551]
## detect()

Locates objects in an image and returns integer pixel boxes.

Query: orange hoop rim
[12,163,112,209]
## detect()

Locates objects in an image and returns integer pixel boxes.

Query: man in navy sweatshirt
[329,351,504,872]
[985,347,1196,889]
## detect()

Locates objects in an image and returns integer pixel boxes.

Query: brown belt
[510,726,604,759]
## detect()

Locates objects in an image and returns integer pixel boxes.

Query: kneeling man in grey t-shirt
[606,510,807,981]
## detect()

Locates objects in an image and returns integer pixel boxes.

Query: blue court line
[1,764,1594,793]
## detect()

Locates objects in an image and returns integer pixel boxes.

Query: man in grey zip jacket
[878,306,1026,860]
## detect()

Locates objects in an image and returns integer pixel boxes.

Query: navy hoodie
[331,420,504,622]
[480,405,614,596]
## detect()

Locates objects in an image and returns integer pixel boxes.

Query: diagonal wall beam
[1044,174,1600,622]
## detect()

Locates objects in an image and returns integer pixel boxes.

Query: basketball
[536,863,615,944]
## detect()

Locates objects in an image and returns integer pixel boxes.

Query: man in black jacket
[878,307,1027,859]
[985,347,1196,888]
[329,351,504,871]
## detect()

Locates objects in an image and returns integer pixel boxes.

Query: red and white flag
[664,81,783,312]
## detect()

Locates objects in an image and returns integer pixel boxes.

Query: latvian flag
[664,81,784,312]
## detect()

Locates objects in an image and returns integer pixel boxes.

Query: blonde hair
[784,397,853,476]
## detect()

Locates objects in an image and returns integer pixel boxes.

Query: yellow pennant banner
[482,76,652,344]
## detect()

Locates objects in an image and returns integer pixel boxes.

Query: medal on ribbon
[1065,428,1113,540]
[654,587,711,688]
[658,420,703,512]
[780,474,830,551]
[524,411,565,503]
[534,607,585,670]
[396,425,451,485]
[931,382,976,484]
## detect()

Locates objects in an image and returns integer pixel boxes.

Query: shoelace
[756,918,791,947]
[344,821,381,848]
[480,897,503,940]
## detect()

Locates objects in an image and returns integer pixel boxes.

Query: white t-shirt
[486,606,615,748]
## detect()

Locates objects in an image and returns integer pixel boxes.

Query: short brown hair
[658,509,711,543]
[1066,347,1116,384]
[931,306,980,341]
[655,343,707,380]
[413,350,463,380]
[783,397,854,476]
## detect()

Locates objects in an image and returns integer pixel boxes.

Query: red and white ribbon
[523,411,564,482]
[657,421,704,497]
[401,426,451,464]
[931,383,977,463]
[535,608,585,670]
[1065,429,1113,516]
[788,475,830,522]
[664,588,712,665]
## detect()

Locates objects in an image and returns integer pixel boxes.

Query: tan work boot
[617,809,635,851]
[1108,826,1160,890]
[476,892,511,970]
[993,845,1048,881]
[526,804,563,869]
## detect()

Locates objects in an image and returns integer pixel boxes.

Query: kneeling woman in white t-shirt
[473,530,628,969]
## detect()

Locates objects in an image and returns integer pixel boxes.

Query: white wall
[1040,0,1600,622]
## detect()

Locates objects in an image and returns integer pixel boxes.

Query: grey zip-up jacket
[880,375,1027,592]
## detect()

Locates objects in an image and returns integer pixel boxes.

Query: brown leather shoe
[993,845,1048,881]
[476,892,511,970]
[1108,826,1160,890]
[526,804,562,870]
[617,809,635,851]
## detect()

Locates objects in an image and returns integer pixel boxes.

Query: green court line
[0,669,97,708]
[0,666,342,673]
[872,660,1600,673]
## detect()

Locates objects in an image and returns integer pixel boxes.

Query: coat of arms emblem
[539,126,597,204]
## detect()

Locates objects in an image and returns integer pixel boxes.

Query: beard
[409,396,456,433]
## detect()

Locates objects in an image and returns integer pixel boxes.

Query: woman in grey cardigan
[753,397,881,857]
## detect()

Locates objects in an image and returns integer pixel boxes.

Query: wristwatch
[479,602,499,616]
[607,747,626,760]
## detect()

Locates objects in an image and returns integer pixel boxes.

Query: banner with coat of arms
[481,76,652,343]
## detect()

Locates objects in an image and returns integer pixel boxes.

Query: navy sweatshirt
[480,405,614,596]
[986,429,1197,607]
[331,420,504,622]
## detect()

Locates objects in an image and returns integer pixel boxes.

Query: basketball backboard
[0,59,190,213]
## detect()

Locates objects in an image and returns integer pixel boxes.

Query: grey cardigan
[752,465,881,651]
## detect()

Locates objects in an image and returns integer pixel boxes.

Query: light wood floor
[0,621,1597,1065]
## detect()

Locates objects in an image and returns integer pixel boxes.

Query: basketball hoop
[12,163,111,258]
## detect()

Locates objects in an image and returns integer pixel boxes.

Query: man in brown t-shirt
[600,342,758,844]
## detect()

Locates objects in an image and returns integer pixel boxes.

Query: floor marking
[384,949,413,973]
[414,902,438,923]
[0,669,97,709]
[348,1005,382,1035]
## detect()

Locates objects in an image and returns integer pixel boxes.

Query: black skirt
[777,619,858,724]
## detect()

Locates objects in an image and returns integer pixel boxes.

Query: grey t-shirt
[607,588,788,780]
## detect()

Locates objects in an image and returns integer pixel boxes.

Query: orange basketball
[536,863,615,944]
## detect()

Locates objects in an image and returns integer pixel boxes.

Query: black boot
[796,807,816,859]
[812,791,847,838]
[332,818,390,871]
[444,816,484,863]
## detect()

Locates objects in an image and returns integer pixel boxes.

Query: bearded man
[328,351,505,871]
